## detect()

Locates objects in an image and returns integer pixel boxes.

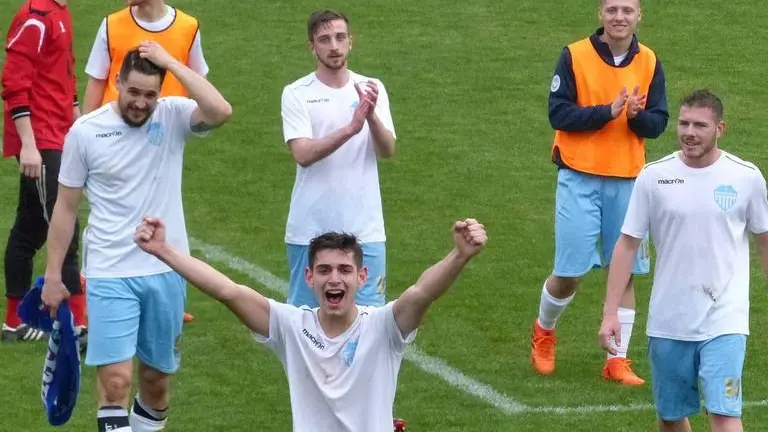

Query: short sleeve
[381,301,417,354]
[747,169,768,234]
[187,30,210,77]
[281,86,312,143]
[160,96,204,138]
[58,127,88,188]
[252,299,294,358]
[620,168,652,239]
[372,80,396,139]
[84,19,110,80]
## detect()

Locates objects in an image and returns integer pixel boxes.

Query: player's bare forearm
[368,114,395,158]
[289,125,357,167]
[602,234,641,316]
[154,245,270,336]
[44,186,82,282]
[166,60,232,128]
[755,232,768,278]
[394,248,470,336]
[82,77,106,114]
[13,116,36,148]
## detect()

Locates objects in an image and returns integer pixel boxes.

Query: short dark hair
[118,48,167,85]
[308,232,363,269]
[680,89,724,121]
[307,10,349,42]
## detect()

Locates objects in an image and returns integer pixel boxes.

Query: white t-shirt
[622,150,768,341]
[59,96,205,278]
[253,300,416,432]
[280,71,396,245]
[84,6,209,79]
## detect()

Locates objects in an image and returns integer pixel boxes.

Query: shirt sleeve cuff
[10,106,31,120]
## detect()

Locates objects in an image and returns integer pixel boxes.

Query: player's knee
[100,366,133,404]
[547,275,581,298]
[139,364,170,402]
[658,418,689,432]
[709,413,742,432]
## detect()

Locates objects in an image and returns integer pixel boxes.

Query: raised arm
[137,41,232,132]
[134,217,271,337]
[392,219,488,337]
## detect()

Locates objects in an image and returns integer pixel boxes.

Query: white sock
[97,406,132,432]
[537,280,574,330]
[129,396,167,432]
[607,307,635,359]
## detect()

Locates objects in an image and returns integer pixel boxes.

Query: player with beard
[82,0,209,325]
[41,42,232,432]
[599,89,768,431]
[280,10,396,310]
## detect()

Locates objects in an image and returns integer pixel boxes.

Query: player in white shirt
[81,0,209,114]
[41,42,232,432]
[280,10,396,310]
[598,89,768,431]
[133,216,487,432]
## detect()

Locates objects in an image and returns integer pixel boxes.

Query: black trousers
[4,149,82,298]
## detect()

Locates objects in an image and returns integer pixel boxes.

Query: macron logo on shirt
[95,130,123,139]
[657,178,685,185]
[302,328,325,351]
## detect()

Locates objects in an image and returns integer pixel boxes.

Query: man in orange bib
[81,0,209,113]
[530,0,669,385]
[81,0,210,323]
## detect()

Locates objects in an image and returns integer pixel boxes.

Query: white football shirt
[253,300,416,432]
[280,71,396,245]
[59,96,205,278]
[622,150,768,341]
[84,6,209,80]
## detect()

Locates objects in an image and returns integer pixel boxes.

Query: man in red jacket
[1,0,87,343]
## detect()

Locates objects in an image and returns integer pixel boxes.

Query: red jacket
[2,0,77,158]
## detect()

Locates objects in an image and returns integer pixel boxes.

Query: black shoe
[1,323,47,342]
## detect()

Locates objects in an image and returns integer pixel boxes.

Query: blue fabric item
[18,276,81,426]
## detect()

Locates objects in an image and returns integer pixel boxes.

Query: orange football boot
[530,320,556,375]
[602,358,645,386]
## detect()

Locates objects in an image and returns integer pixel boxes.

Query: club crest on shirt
[342,338,359,367]
[147,122,164,147]
[713,185,737,212]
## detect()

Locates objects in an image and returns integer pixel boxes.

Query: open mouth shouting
[325,288,346,308]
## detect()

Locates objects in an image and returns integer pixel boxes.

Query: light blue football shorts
[553,167,650,277]
[85,271,187,374]
[648,334,747,421]
[286,242,386,308]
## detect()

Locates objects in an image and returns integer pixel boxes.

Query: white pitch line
[528,399,768,415]
[188,238,768,416]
